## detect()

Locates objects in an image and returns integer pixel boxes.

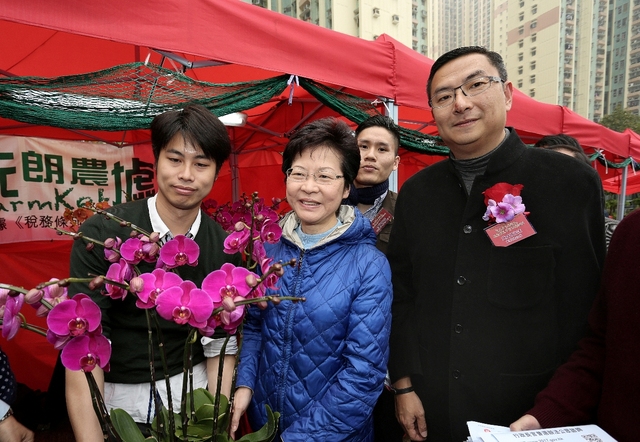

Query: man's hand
[510,414,541,431]
[230,387,253,440]
[395,392,427,441]
[0,415,35,442]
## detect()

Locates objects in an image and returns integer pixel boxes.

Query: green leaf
[110,408,147,442]
[236,405,280,442]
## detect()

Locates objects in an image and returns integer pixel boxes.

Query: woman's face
[286,145,349,235]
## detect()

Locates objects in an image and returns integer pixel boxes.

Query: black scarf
[345,180,389,206]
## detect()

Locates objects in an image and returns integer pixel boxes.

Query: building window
[519,25,524,34]
[530,20,537,28]
[519,0,524,7]
[530,61,536,70]
[518,66,524,75]
[518,79,523,88]
[530,74,536,84]
[518,52,524,61]
[518,39,524,48]
[519,12,524,21]
[532,4,537,14]
[531,33,537,42]
[530,88,536,97]
[613,90,617,97]
[531,47,537,56]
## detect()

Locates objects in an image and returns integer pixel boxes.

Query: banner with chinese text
[0,135,155,244]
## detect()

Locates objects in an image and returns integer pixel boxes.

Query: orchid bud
[272,263,284,277]
[149,232,161,243]
[105,250,121,263]
[129,229,137,237]
[246,273,258,288]
[271,296,281,306]
[57,279,70,287]
[128,276,144,293]
[222,297,236,312]
[25,288,44,304]
[89,276,105,290]
[147,243,160,258]
[272,197,282,205]
[85,242,95,252]
[234,221,245,232]
[104,237,116,249]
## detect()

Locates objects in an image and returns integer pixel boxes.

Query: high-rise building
[428,0,610,121]
[242,0,416,53]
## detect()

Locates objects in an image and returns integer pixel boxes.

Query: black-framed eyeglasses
[429,76,505,109]
[285,167,344,185]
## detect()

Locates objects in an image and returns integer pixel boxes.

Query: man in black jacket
[387,47,605,442]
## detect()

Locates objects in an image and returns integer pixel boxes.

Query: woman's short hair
[150,104,231,174]
[282,118,360,188]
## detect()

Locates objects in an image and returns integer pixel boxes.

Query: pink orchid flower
[103,236,123,263]
[104,258,134,300]
[136,269,183,309]
[155,280,213,329]
[46,294,102,350]
[223,229,251,254]
[158,235,199,269]
[61,331,111,372]
[201,263,256,333]
[119,236,159,265]
[1,289,24,340]
[260,222,282,244]
[30,278,69,317]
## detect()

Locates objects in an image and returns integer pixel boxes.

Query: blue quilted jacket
[236,206,392,441]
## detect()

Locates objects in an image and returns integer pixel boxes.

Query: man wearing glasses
[386,47,605,441]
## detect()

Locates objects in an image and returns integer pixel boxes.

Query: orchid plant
[0,192,300,442]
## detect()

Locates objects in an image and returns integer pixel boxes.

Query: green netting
[0,62,290,131]
[299,77,449,156]
[0,61,448,156]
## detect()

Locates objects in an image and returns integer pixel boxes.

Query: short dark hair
[537,143,591,166]
[427,46,508,100]
[282,118,360,189]
[534,134,582,150]
[150,104,231,174]
[355,115,401,154]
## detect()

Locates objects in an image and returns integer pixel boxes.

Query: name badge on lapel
[484,213,536,247]
[371,208,393,235]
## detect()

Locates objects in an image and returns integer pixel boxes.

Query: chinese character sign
[0,135,156,244]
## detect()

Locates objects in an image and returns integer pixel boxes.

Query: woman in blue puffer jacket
[231,118,392,441]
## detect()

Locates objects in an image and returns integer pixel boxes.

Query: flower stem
[84,371,123,441]
[211,296,305,317]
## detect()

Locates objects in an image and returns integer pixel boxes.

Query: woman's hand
[230,387,253,440]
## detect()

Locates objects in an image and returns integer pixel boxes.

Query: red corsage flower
[482,182,526,224]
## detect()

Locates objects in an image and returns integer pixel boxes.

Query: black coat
[387,130,605,442]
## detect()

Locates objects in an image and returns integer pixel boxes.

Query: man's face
[354,126,400,188]
[155,133,217,214]
[430,53,513,159]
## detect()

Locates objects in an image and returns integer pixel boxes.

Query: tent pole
[616,164,628,220]
[385,99,399,193]
[230,150,240,202]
